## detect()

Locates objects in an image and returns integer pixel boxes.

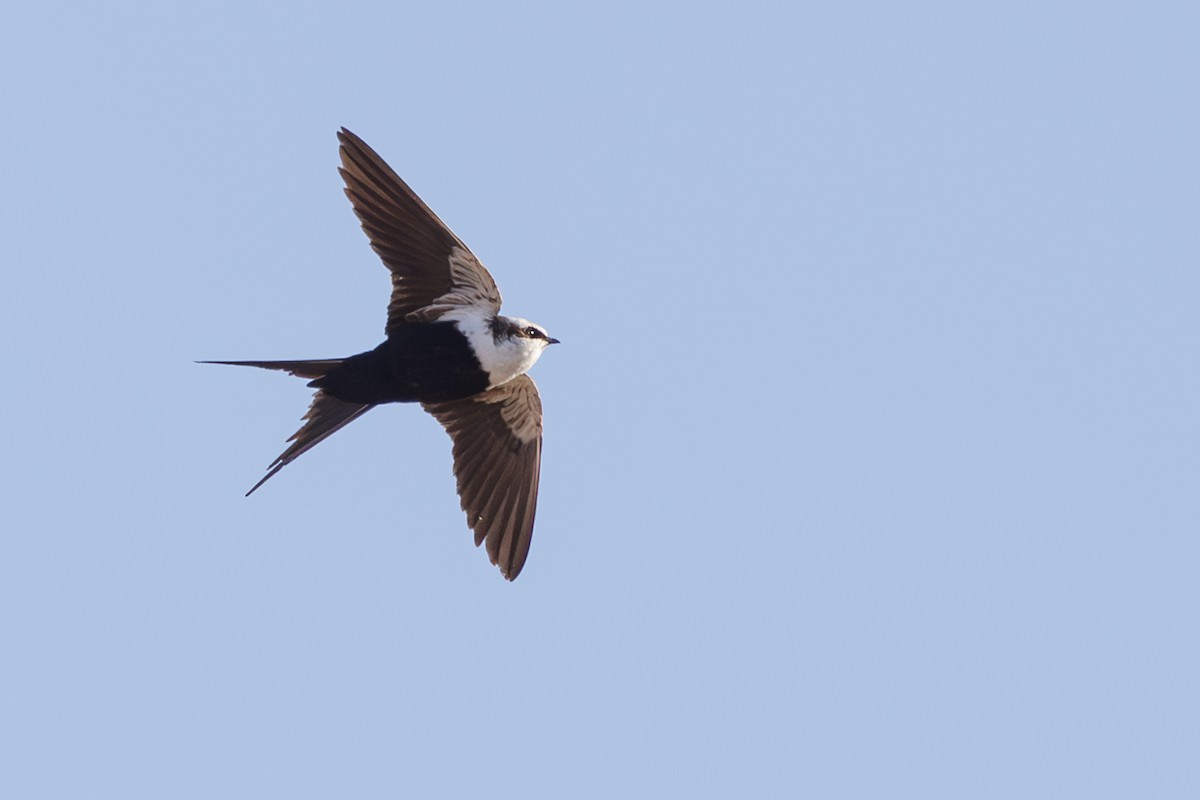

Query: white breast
[445,309,549,388]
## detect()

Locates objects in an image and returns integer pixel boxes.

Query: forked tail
[200,358,375,495]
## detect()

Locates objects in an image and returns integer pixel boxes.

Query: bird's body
[204,129,557,580]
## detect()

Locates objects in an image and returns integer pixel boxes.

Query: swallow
[204,129,558,580]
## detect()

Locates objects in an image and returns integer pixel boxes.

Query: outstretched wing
[337,128,502,333]
[423,376,544,580]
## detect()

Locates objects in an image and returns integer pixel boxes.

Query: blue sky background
[2,2,1197,797]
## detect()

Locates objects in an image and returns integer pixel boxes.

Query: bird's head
[478,315,559,386]
[505,317,560,348]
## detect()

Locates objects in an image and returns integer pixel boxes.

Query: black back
[312,322,489,405]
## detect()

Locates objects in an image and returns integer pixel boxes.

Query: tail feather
[198,359,345,380]
[200,357,374,494]
[246,392,374,495]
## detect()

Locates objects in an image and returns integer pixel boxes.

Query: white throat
[444,309,549,388]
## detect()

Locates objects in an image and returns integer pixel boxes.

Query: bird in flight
[204,129,558,580]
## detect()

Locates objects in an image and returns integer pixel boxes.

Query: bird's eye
[525,327,541,338]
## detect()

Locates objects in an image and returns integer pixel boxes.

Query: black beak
[547,337,561,345]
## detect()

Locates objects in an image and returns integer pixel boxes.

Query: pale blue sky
[2,2,1197,797]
